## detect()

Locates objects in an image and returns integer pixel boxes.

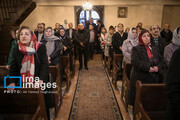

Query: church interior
[0,0,180,120]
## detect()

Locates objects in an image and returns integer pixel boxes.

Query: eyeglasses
[152,27,159,30]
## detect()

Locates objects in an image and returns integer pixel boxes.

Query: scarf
[19,34,41,82]
[59,27,66,40]
[44,30,59,56]
[128,28,139,46]
[172,27,180,46]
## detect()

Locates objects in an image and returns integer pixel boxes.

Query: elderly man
[112,23,128,54]
[150,25,166,57]
[75,23,90,70]
[34,23,45,42]
[160,24,173,45]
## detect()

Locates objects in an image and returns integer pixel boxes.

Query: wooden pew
[0,66,9,86]
[49,64,62,116]
[112,53,123,88]
[121,62,132,112]
[134,81,168,120]
[107,50,114,77]
[0,88,48,120]
[61,55,71,92]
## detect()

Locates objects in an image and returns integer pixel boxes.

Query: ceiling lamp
[83,0,92,11]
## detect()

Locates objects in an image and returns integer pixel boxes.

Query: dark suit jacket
[112,32,128,54]
[34,31,44,42]
[75,29,90,50]
[166,48,180,120]
[9,44,49,84]
[66,29,77,44]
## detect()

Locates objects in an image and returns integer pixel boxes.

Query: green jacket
[7,40,17,65]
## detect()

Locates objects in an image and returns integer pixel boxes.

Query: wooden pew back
[112,53,123,88]
[0,88,47,120]
[0,66,9,86]
[121,63,132,112]
[49,64,62,116]
[134,81,168,120]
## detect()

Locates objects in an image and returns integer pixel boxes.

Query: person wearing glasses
[150,25,166,57]
[34,23,45,42]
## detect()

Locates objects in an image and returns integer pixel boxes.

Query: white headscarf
[172,27,180,46]
[128,27,139,46]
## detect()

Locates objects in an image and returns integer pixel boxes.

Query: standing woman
[122,27,139,64]
[99,27,107,59]
[41,27,63,65]
[129,29,163,107]
[8,26,52,120]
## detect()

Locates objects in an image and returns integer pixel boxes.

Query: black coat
[9,44,49,84]
[129,45,163,106]
[66,29,77,44]
[160,29,173,45]
[61,37,72,56]
[75,29,90,50]
[112,32,128,54]
[166,48,180,120]
[41,39,63,65]
[150,35,166,57]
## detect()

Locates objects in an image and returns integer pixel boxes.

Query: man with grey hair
[34,23,45,42]
[150,25,166,57]
[160,24,173,45]
[75,23,90,70]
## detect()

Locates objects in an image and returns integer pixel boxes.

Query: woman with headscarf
[104,26,115,58]
[122,27,139,64]
[8,26,53,120]
[99,27,107,59]
[164,27,180,68]
[41,27,63,65]
[59,28,72,56]
[129,29,163,107]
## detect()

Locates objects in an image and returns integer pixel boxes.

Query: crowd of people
[6,18,180,120]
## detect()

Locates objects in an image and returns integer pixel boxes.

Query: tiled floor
[55,55,132,120]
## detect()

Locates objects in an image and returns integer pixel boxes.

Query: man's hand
[153,66,159,72]
[80,42,84,47]
[149,67,155,72]
[64,46,67,51]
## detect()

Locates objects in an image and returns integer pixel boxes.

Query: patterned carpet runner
[69,58,122,120]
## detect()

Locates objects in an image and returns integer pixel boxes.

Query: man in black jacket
[112,23,128,54]
[150,25,166,57]
[66,22,77,59]
[160,24,173,45]
[76,23,90,70]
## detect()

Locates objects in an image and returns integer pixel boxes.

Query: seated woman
[122,27,139,64]
[8,26,54,120]
[41,27,63,65]
[164,27,180,68]
[129,29,163,107]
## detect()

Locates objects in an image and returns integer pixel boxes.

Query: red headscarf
[138,30,153,59]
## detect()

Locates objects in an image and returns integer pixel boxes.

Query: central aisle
[69,58,123,120]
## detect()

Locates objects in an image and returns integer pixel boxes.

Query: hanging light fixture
[83,0,92,11]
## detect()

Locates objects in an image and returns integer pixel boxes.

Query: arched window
[78,10,100,25]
